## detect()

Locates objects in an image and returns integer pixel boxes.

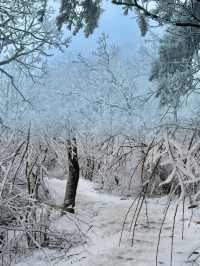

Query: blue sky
[72,1,140,50]
[55,1,145,60]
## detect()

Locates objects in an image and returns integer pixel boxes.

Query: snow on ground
[15,178,200,266]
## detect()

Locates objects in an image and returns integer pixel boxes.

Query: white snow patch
[15,178,200,266]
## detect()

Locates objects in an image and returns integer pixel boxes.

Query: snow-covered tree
[149,26,200,120]
[111,1,200,119]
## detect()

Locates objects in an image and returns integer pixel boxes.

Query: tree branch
[112,0,200,28]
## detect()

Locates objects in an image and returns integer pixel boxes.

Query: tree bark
[84,157,95,181]
[63,137,80,213]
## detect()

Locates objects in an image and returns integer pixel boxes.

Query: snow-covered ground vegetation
[14,171,200,266]
[1,124,200,266]
[0,128,81,265]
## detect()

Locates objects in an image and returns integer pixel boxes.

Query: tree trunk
[63,137,80,213]
[84,157,95,181]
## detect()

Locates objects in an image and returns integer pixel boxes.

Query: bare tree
[0,0,67,100]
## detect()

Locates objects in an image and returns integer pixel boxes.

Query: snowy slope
[15,178,200,266]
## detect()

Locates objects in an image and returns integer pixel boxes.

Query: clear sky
[54,0,147,61]
[73,2,139,50]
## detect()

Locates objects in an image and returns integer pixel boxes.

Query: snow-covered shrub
[118,127,200,266]
[77,127,200,201]
[0,129,78,265]
[0,130,49,264]
[37,135,69,180]
[137,128,200,201]
[77,133,145,196]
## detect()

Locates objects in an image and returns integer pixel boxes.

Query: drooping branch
[112,0,159,20]
[112,0,200,28]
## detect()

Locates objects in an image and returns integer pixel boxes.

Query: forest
[1,1,200,265]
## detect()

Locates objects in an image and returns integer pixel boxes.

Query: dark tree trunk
[63,137,80,213]
[84,157,95,181]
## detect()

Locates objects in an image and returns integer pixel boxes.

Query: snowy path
[16,178,200,266]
